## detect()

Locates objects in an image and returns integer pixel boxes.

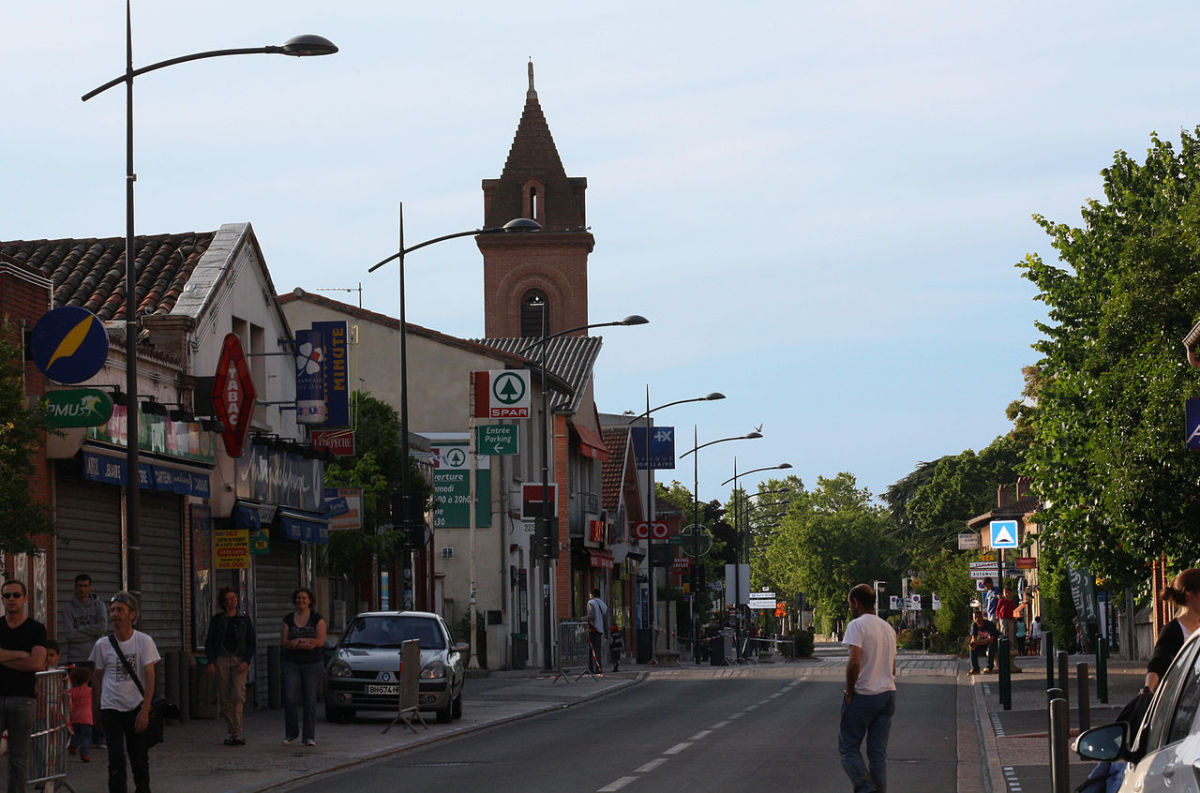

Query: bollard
[998,636,1011,710]
[1076,662,1090,733]
[1047,687,1063,739]
[268,645,281,710]
[1045,630,1055,688]
[1096,637,1108,704]
[175,650,190,723]
[163,652,180,720]
[1049,697,1071,793]
[1058,651,1070,709]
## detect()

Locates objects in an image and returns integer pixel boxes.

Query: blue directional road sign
[989,520,1019,549]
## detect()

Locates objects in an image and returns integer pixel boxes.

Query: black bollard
[1047,687,1063,739]
[1076,662,1090,733]
[268,644,281,709]
[1045,630,1055,688]
[1049,697,1071,793]
[1096,637,1108,704]
[998,636,1011,710]
[1057,650,1070,708]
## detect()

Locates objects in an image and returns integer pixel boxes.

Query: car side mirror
[1074,723,1129,762]
[452,642,470,654]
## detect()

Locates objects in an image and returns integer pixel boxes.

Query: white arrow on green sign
[476,424,518,456]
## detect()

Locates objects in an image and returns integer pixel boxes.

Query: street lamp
[678,429,761,662]
[82,3,337,595]
[626,391,725,661]
[368,205,540,610]
[722,461,791,659]
[521,311,648,670]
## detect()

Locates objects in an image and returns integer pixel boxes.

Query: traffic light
[390,493,425,550]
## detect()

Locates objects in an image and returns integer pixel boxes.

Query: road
[278,655,961,793]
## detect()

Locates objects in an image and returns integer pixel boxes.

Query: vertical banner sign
[294,328,326,424]
[1067,563,1100,623]
[631,425,676,469]
[313,321,350,427]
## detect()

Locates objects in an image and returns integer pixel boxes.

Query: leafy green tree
[1019,129,1200,587]
[0,326,51,553]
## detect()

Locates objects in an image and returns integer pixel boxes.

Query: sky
[5,2,1200,505]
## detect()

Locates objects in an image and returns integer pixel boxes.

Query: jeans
[970,643,997,672]
[839,690,895,793]
[101,708,150,793]
[282,661,322,741]
[0,696,34,793]
[70,722,93,757]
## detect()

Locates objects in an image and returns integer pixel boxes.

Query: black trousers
[588,631,603,672]
[101,707,150,793]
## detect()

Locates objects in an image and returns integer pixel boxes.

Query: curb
[972,676,1008,793]
[252,675,645,793]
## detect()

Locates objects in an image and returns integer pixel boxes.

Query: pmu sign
[211,334,257,458]
[473,370,531,418]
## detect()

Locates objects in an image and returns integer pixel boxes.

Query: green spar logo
[492,372,526,404]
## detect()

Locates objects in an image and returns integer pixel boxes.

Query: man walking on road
[839,583,896,793]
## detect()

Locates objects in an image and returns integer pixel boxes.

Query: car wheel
[451,689,463,720]
[435,697,453,724]
[325,705,354,723]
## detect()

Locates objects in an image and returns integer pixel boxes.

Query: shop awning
[82,448,211,498]
[588,549,614,569]
[572,424,610,461]
[278,509,329,544]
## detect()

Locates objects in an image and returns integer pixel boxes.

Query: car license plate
[367,684,399,696]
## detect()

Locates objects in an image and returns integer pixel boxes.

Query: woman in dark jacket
[204,587,256,745]
[1145,568,1200,693]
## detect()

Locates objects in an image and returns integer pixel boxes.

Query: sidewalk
[970,650,1144,793]
[52,667,641,793]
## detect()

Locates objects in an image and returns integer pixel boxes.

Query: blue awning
[278,509,329,544]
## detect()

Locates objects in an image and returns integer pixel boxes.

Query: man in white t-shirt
[91,591,161,793]
[840,583,897,793]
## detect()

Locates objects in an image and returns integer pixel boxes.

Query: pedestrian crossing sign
[989,520,1018,549]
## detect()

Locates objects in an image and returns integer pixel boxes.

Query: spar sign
[211,334,257,458]
[472,370,531,418]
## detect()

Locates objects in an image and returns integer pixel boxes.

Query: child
[67,666,93,762]
[43,640,60,670]
[609,624,624,673]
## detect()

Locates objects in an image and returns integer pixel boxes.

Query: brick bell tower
[478,62,595,338]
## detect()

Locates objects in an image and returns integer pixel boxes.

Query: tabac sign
[211,334,257,458]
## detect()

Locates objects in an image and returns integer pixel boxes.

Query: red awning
[571,423,610,461]
[588,550,614,569]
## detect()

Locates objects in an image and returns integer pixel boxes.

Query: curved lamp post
[678,429,761,662]
[520,313,648,670]
[368,206,540,615]
[722,461,791,659]
[82,2,337,596]
[626,391,725,660]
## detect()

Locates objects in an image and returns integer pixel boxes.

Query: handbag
[107,635,176,748]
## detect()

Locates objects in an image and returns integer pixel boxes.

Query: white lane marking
[635,758,667,773]
[689,730,712,741]
[742,704,759,712]
[768,692,782,699]
[729,712,744,720]
[710,720,731,729]
[664,742,692,755]
[597,777,638,792]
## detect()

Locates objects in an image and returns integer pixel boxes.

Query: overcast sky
[5,2,1200,504]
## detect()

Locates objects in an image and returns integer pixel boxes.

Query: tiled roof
[280,290,546,371]
[601,426,631,512]
[0,232,215,320]
[473,335,602,415]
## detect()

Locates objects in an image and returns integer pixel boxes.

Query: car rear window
[342,616,446,649]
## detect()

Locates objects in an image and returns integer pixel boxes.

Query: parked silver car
[1075,629,1200,792]
[325,610,467,724]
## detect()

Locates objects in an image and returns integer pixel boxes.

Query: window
[521,292,549,339]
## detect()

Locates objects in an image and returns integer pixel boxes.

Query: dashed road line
[710,720,731,729]
[663,742,692,755]
[634,759,667,773]
[597,776,638,792]
[689,730,712,741]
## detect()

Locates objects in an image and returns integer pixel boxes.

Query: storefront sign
[83,450,211,498]
[30,305,108,383]
[41,388,113,428]
[235,444,324,512]
[294,328,327,424]
[214,529,250,570]
[211,334,257,458]
[430,437,490,528]
[312,321,350,426]
[631,425,676,470]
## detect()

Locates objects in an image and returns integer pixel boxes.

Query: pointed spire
[528,58,536,97]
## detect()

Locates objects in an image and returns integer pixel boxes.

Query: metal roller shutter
[250,539,299,708]
[55,463,122,657]
[139,491,184,653]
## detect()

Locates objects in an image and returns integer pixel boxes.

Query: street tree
[1019,128,1200,586]
[0,325,51,553]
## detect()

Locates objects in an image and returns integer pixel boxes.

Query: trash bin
[636,629,653,664]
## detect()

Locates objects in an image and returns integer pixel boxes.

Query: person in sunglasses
[0,580,47,793]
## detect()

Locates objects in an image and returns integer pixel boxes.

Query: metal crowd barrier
[30,668,73,792]
[553,620,601,684]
